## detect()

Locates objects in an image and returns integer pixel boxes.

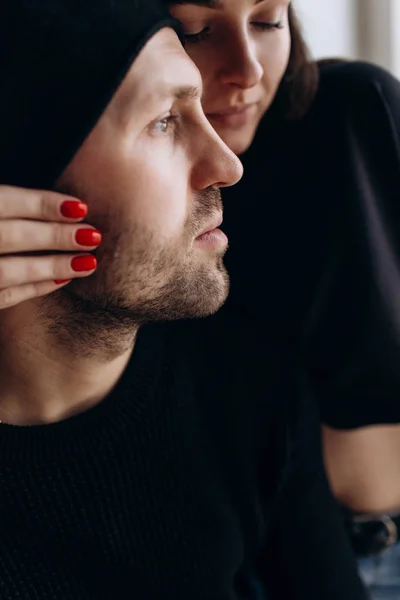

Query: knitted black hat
[0,1,182,189]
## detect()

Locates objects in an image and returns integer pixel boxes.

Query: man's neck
[0,297,137,426]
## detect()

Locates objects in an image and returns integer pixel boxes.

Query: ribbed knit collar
[0,323,165,465]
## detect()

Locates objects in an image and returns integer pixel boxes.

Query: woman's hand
[0,186,101,308]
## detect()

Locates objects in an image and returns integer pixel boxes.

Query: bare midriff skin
[323,425,400,514]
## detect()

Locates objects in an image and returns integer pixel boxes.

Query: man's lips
[195,213,227,250]
[196,213,223,238]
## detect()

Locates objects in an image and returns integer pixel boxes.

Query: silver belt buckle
[353,513,398,550]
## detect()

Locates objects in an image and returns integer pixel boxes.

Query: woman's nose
[219,37,263,89]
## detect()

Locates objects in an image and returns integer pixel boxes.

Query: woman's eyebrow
[172,0,266,7]
[173,1,220,8]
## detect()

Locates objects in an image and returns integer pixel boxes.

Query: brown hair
[268,4,319,122]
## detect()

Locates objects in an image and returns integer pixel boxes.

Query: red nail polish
[75,229,102,247]
[71,255,97,272]
[54,279,72,285]
[60,200,88,219]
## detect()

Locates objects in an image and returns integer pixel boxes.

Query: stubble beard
[44,188,229,356]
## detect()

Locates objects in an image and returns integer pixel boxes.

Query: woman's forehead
[170,0,282,11]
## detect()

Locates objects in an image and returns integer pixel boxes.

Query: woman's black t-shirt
[222,61,400,429]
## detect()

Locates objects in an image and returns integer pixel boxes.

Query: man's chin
[183,264,230,319]
[55,259,229,324]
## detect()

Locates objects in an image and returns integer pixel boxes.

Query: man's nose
[192,122,243,191]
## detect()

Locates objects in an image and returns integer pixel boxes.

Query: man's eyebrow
[173,85,202,102]
[156,85,202,103]
[117,84,201,125]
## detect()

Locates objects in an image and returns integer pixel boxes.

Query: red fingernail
[71,255,97,272]
[60,200,88,219]
[54,279,72,285]
[75,229,102,247]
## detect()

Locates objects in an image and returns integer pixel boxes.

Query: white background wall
[293,0,400,79]
[294,0,359,60]
[393,1,400,77]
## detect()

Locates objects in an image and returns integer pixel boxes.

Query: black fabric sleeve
[259,367,369,599]
[304,62,400,428]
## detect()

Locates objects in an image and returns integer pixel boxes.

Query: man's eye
[150,115,176,135]
[184,27,211,44]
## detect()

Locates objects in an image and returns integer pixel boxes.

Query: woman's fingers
[0,187,99,310]
[0,254,97,288]
[0,280,73,310]
[0,220,102,254]
[0,186,87,222]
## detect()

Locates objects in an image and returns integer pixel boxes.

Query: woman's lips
[206,104,258,129]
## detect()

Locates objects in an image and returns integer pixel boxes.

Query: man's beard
[45,187,229,355]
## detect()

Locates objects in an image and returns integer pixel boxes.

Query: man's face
[57,29,243,324]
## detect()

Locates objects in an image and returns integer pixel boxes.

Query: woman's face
[170,0,292,155]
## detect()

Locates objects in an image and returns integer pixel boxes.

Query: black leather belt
[344,511,400,557]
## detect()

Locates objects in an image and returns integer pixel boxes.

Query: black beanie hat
[0,1,182,189]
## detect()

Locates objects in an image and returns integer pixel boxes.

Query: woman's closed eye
[253,20,284,31]
[184,20,284,45]
[184,27,211,44]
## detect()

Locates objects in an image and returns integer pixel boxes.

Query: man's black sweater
[0,312,366,599]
